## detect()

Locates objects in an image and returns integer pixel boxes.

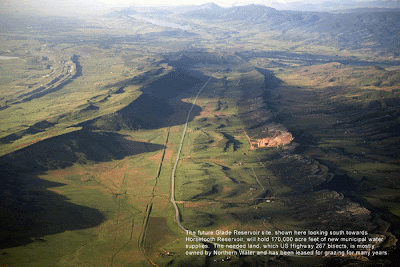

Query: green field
[1,3,400,267]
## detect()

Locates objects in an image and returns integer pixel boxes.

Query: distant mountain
[183,4,319,23]
[333,0,400,10]
[114,6,137,15]
[185,4,278,20]
[331,7,400,13]
[267,0,400,12]
[171,2,223,13]
[105,6,137,18]
[106,2,223,17]
[104,2,400,56]
[181,4,400,56]
[196,2,223,10]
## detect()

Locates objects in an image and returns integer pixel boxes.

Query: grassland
[264,62,400,252]
[1,5,400,267]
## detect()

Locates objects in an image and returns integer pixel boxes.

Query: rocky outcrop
[256,131,293,148]
[247,130,294,149]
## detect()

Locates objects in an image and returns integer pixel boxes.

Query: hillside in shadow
[0,171,103,250]
[84,62,206,131]
[0,129,165,250]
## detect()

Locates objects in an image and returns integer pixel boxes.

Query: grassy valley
[1,2,400,267]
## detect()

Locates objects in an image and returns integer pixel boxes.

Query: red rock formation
[257,131,293,148]
[247,131,293,149]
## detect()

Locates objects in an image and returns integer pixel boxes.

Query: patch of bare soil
[254,131,293,148]
[245,130,294,149]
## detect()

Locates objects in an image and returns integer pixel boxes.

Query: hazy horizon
[1,0,392,17]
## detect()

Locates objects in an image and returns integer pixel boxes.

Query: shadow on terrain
[238,67,284,138]
[144,217,176,255]
[102,67,165,90]
[3,129,165,170]
[0,105,9,111]
[221,132,243,152]
[256,67,283,113]
[0,129,165,250]
[290,129,320,154]
[0,52,229,253]
[274,85,400,264]
[0,120,56,144]
[314,162,400,262]
[84,66,207,131]
[191,184,219,200]
[255,67,283,88]
[314,172,358,194]
[0,171,103,250]
[239,51,400,67]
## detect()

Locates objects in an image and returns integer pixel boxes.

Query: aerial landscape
[0,0,400,266]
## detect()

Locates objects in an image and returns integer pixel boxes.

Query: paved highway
[170,75,213,232]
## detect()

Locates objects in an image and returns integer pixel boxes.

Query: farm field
[1,2,400,267]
